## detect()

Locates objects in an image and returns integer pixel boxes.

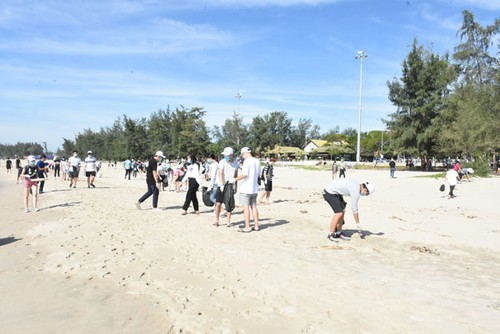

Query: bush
[465,156,491,177]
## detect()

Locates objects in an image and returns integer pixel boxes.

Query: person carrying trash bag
[216,147,239,227]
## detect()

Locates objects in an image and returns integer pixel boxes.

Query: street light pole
[355,50,367,164]
[235,92,242,147]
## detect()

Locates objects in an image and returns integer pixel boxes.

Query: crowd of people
[9,148,494,239]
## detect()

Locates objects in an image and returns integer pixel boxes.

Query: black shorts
[323,191,347,213]
[86,171,96,177]
[264,180,273,192]
[215,187,224,203]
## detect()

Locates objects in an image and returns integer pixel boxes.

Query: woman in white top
[181,154,202,215]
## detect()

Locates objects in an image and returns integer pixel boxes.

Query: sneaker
[327,233,337,242]
[34,208,40,212]
[135,202,141,210]
[24,208,29,213]
[153,208,162,212]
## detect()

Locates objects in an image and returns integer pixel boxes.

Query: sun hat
[27,155,36,162]
[240,147,251,155]
[155,151,165,158]
[221,147,234,156]
[365,181,375,196]
[87,150,92,154]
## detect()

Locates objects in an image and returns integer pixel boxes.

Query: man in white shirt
[84,150,97,188]
[234,147,261,232]
[68,150,82,188]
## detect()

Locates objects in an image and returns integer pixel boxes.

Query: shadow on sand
[0,236,22,247]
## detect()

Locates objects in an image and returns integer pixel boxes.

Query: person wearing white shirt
[234,147,261,232]
[181,154,202,215]
[68,150,82,188]
[84,150,97,188]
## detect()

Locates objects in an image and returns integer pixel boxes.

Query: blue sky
[0,0,498,151]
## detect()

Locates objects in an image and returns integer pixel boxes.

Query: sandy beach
[1,162,499,333]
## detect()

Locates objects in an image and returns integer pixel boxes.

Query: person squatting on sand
[135,151,164,211]
[234,147,261,233]
[181,154,202,215]
[217,147,239,227]
[21,155,40,213]
[323,178,375,241]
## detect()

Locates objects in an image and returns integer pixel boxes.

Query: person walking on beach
[84,150,97,188]
[16,155,22,183]
[181,154,202,215]
[445,165,460,198]
[21,155,40,213]
[339,160,346,178]
[53,155,61,179]
[68,150,82,188]
[135,151,164,210]
[389,159,396,178]
[323,178,375,241]
[6,157,12,174]
[218,147,239,227]
[258,158,275,205]
[36,155,49,193]
[124,158,133,180]
[235,147,261,233]
[331,160,337,180]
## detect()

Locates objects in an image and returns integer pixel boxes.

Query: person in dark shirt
[135,151,165,210]
[21,155,40,213]
[389,159,396,178]
[36,155,49,193]
[6,158,12,173]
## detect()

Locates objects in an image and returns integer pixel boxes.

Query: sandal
[238,228,252,233]
[212,222,219,226]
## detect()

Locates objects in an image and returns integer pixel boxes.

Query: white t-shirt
[85,156,96,172]
[446,169,459,186]
[68,156,82,168]
[238,156,261,194]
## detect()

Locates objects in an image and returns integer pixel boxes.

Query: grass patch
[415,172,446,179]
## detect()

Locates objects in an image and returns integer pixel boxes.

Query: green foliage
[465,156,491,177]
[385,39,458,159]
[0,142,44,157]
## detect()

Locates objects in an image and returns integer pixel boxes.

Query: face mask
[360,192,366,197]
[187,159,192,164]
[73,153,77,157]
[30,161,36,166]
[224,156,230,162]
[207,159,212,164]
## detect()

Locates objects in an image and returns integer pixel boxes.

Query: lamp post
[235,92,242,147]
[355,50,367,164]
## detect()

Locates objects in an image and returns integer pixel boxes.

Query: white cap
[221,147,234,156]
[28,155,36,162]
[240,147,251,155]
[87,150,92,154]
[155,151,165,158]
[365,181,375,196]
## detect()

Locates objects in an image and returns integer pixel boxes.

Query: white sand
[1,163,499,333]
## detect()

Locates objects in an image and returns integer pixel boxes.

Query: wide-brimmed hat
[155,151,165,158]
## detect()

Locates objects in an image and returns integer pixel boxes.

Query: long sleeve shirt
[324,178,361,214]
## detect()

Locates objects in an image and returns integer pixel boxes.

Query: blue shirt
[36,160,47,178]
